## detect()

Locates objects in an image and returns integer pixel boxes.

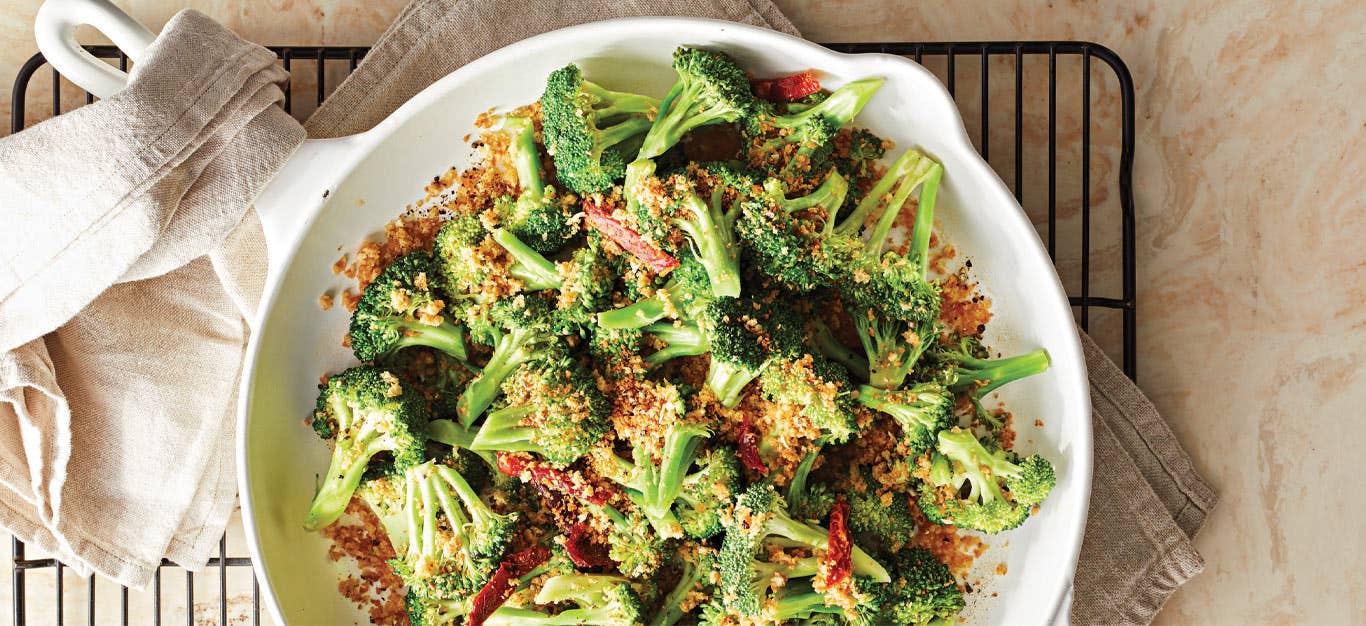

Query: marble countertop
[1,1,1363,624]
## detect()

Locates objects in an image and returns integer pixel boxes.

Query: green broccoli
[857,382,955,455]
[649,545,718,626]
[494,114,576,253]
[810,318,870,382]
[432,214,563,298]
[602,422,737,539]
[675,446,742,539]
[879,547,966,625]
[917,428,1057,533]
[469,351,610,466]
[738,171,851,292]
[638,48,756,159]
[594,502,666,578]
[597,254,712,330]
[304,367,428,531]
[396,460,518,581]
[626,159,744,299]
[485,573,645,625]
[641,320,710,366]
[348,251,470,364]
[786,444,836,523]
[846,476,917,552]
[759,354,859,445]
[720,484,889,617]
[744,78,883,180]
[699,296,805,407]
[455,296,563,427]
[540,64,659,194]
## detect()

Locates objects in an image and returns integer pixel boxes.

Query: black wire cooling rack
[7,41,1136,625]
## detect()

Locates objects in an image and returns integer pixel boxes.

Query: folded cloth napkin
[308,2,1218,624]
[0,10,304,587]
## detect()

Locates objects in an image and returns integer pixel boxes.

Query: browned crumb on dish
[340,288,362,313]
[938,267,992,338]
[994,563,1008,576]
[321,499,409,626]
[911,506,986,580]
[319,292,334,311]
[996,411,1016,451]
[1034,419,1045,428]
[928,242,955,276]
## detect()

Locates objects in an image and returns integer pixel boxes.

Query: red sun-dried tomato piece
[582,197,680,273]
[752,70,822,102]
[736,414,768,476]
[823,496,853,587]
[467,545,552,626]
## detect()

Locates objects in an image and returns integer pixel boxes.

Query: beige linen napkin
[0,10,304,588]
[307,2,1217,624]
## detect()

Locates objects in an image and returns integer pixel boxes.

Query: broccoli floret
[348,251,470,364]
[540,64,659,194]
[856,382,954,455]
[945,341,1052,400]
[649,545,718,626]
[760,354,858,445]
[594,503,665,578]
[744,78,883,180]
[404,587,465,626]
[720,484,889,616]
[551,234,619,333]
[846,476,917,552]
[597,254,712,330]
[455,296,563,427]
[772,578,883,625]
[699,296,804,407]
[638,48,756,159]
[494,115,576,253]
[879,547,965,625]
[626,160,744,299]
[588,325,645,377]
[738,171,851,292]
[916,428,1057,533]
[675,446,741,539]
[832,150,945,389]
[396,460,518,581]
[486,573,645,625]
[432,215,563,298]
[603,422,737,539]
[304,367,428,531]
[469,352,609,466]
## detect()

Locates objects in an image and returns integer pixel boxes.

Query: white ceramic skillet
[36,1,1091,623]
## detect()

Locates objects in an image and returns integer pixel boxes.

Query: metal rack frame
[8,40,1136,625]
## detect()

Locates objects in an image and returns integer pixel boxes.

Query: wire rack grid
[7,40,1136,625]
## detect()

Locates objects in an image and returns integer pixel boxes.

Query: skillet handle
[253,136,368,278]
[34,0,156,98]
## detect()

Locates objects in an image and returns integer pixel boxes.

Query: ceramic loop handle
[34,0,156,99]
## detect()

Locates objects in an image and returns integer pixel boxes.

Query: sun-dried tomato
[467,545,551,626]
[823,496,853,587]
[582,197,680,273]
[737,414,768,476]
[752,70,822,102]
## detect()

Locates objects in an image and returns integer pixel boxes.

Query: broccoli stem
[469,405,538,452]
[643,321,709,366]
[953,348,1051,397]
[811,320,869,381]
[862,318,929,390]
[425,419,499,468]
[392,319,469,363]
[765,512,890,582]
[676,193,742,298]
[830,149,938,246]
[491,228,561,291]
[907,164,943,272]
[706,359,763,408]
[598,298,669,330]
[776,170,849,215]
[456,327,537,427]
[786,444,823,520]
[504,116,544,199]
[650,559,700,626]
[772,77,884,130]
[303,429,386,531]
[582,80,659,118]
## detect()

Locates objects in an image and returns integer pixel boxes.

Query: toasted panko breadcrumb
[321,499,407,626]
[939,267,993,338]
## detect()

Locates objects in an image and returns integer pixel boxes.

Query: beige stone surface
[2,0,1364,624]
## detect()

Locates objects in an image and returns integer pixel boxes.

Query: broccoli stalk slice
[950,348,1051,398]
[489,228,561,291]
[705,357,765,409]
[468,404,538,452]
[456,326,541,428]
[303,410,395,531]
[643,321,709,366]
[674,190,743,298]
[504,116,546,203]
[598,297,671,330]
[811,320,870,381]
